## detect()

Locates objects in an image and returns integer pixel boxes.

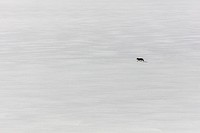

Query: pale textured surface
[0,0,200,132]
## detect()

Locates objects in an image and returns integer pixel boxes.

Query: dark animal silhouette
[137,58,145,62]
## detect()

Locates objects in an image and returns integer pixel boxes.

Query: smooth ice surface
[0,0,200,132]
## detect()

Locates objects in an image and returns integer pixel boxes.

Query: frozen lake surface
[0,0,200,132]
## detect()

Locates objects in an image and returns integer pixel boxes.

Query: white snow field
[0,0,200,133]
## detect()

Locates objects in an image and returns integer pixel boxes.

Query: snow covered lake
[0,0,200,132]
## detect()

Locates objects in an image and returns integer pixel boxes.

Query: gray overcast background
[0,0,200,133]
